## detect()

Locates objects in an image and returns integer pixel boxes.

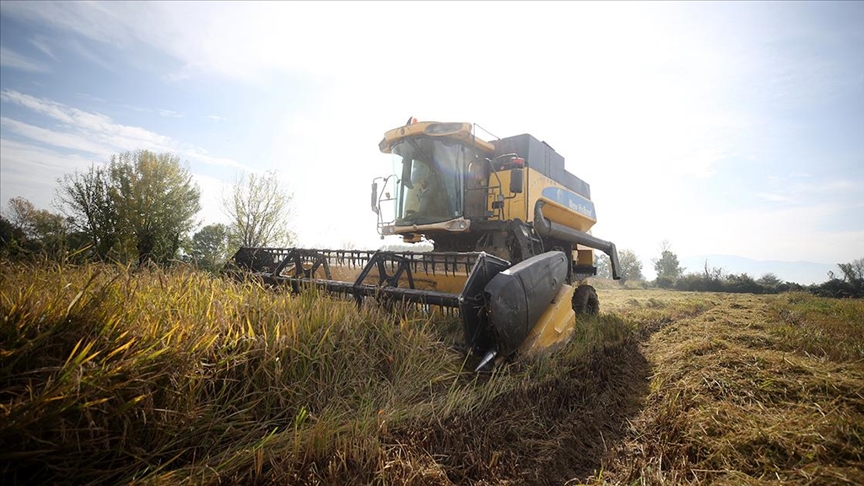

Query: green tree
[188,223,231,271]
[837,258,864,284]
[757,272,782,289]
[0,215,24,254]
[57,165,117,258]
[814,258,864,298]
[224,170,294,247]
[617,249,644,285]
[58,151,200,264]
[109,151,200,265]
[652,240,684,288]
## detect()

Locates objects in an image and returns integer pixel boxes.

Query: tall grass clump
[770,292,864,361]
[1,261,644,484]
[0,261,481,483]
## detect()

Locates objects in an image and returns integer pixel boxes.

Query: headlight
[444,219,470,232]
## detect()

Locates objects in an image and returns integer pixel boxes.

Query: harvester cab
[227,119,621,370]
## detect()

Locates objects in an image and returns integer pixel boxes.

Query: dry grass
[2,262,861,484]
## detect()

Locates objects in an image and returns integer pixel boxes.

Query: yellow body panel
[576,249,594,266]
[487,168,527,221]
[536,197,596,233]
[517,284,576,357]
[379,121,496,155]
[494,167,597,234]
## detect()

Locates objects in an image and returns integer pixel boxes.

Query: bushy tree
[109,151,200,265]
[652,240,684,288]
[813,258,864,298]
[672,263,805,295]
[58,165,118,258]
[617,249,644,285]
[725,272,763,293]
[58,151,200,264]
[7,197,34,233]
[188,223,231,271]
[757,273,782,290]
[837,258,864,285]
[224,170,294,248]
[0,215,24,254]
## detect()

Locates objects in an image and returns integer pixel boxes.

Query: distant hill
[677,255,836,285]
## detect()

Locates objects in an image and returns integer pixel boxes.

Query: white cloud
[0,89,251,171]
[76,92,107,103]
[1,89,80,124]
[207,115,226,122]
[762,176,862,203]
[123,104,152,113]
[65,37,116,72]
[158,109,183,118]
[0,2,134,47]
[0,46,50,73]
[757,193,793,203]
[0,138,96,211]
[29,36,57,60]
[1,117,112,157]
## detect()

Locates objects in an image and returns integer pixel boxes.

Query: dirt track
[382,310,651,485]
[378,289,666,485]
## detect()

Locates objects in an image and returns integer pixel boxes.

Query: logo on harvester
[541,188,596,219]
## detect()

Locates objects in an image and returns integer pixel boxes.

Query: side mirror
[509,168,523,194]
[371,182,379,214]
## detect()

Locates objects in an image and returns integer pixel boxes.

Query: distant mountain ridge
[677,255,836,285]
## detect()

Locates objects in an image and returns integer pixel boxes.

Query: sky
[0,1,862,282]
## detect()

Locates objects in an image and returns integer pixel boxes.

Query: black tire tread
[572,284,599,315]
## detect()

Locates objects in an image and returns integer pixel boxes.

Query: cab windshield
[392,137,474,225]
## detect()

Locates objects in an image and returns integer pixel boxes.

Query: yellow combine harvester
[226,119,621,370]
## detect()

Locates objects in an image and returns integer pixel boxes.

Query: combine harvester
[226,119,620,370]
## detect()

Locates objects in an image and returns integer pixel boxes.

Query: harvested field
[1,263,861,484]
[591,290,864,485]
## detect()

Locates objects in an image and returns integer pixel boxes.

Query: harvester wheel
[572,285,599,316]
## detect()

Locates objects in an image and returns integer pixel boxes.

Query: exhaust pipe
[533,201,621,280]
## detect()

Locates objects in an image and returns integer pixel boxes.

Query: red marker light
[512,157,524,167]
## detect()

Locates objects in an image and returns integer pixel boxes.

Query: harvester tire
[572,285,599,316]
